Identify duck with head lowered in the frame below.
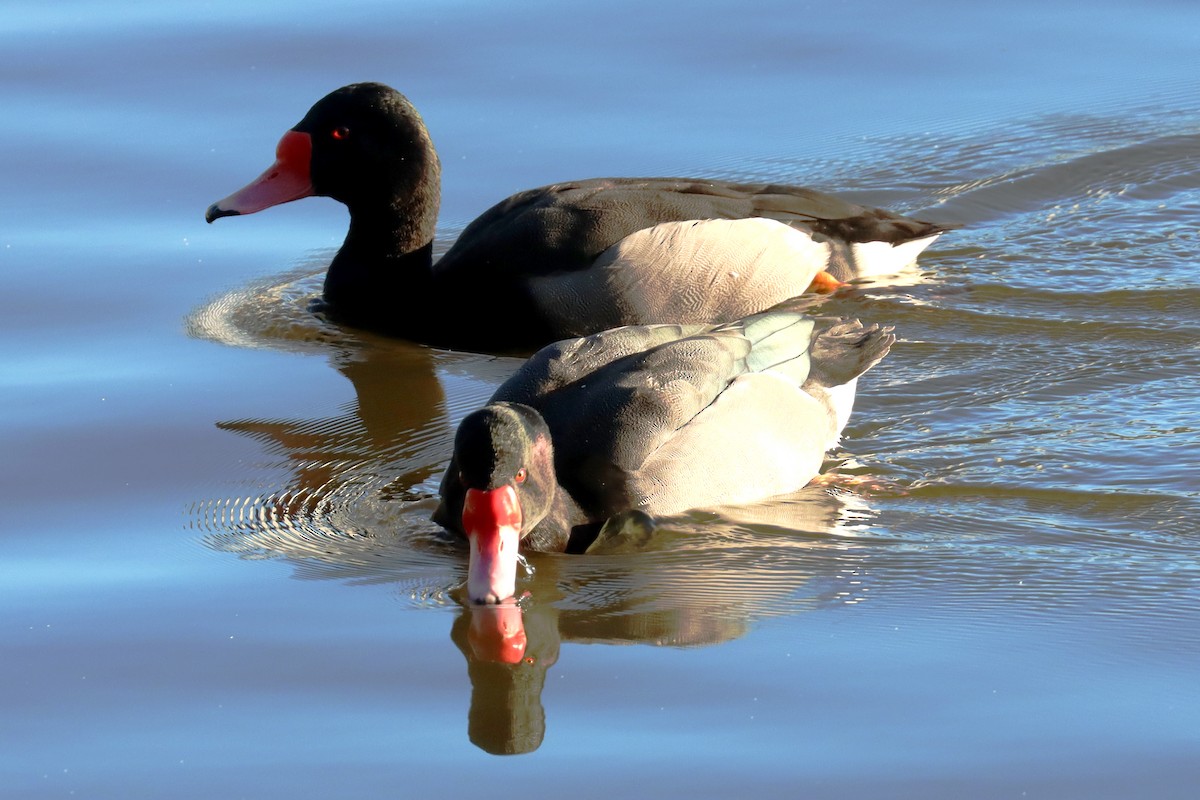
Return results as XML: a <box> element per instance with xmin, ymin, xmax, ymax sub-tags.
<box><xmin>206</xmin><ymin>82</ymin><xmax>947</xmax><ymax>351</ymax></box>
<box><xmin>433</xmin><ymin>308</ymin><xmax>895</xmax><ymax>604</ymax></box>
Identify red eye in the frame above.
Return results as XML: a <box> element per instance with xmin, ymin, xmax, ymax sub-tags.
<box><xmin>331</xmin><ymin>126</ymin><xmax>350</xmax><ymax>140</ymax></box>
<box><xmin>514</xmin><ymin>468</ymin><xmax>527</xmax><ymax>484</ymax></box>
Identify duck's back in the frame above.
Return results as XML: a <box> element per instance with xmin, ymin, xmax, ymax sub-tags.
<box><xmin>435</xmin><ymin>177</ymin><xmax>946</xmax><ymax>285</ymax></box>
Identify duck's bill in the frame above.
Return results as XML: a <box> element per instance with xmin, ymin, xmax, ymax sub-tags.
<box><xmin>205</xmin><ymin>130</ymin><xmax>314</xmax><ymax>223</ymax></box>
<box><xmin>463</xmin><ymin>486</ymin><xmax>523</xmax><ymax>604</ymax></box>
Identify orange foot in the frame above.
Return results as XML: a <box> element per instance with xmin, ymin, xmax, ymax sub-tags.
<box><xmin>806</xmin><ymin>270</ymin><xmax>847</xmax><ymax>294</ymax></box>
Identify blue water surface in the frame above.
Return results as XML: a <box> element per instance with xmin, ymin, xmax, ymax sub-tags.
<box><xmin>2</xmin><ymin>1</ymin><xmax>1199</xmax><ymax>798</ymax></box>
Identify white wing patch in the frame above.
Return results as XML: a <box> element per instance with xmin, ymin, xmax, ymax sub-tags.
<box><xmin>530</xmin><ymin>218</ymin><xmax>831</xmax><ymax>334</ymax></box>
<box><xmin>602</xmin><ymin>218</ymin><xmax>831</xmax><ymax>322</ymax></box>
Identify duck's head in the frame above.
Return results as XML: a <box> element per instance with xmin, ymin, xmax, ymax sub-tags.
<box><xmin>453</xmin><ymin>403</ymin><xmax>556</xmax><ymax>605</ymax></box>
<box><xmin>205</xmin><ymin>82</ymin><xmax>440</xmax><ymax>223</ymax></box>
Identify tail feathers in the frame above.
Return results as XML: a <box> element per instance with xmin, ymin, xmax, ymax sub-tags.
<box><xmin>809</xmin><ymin>213</ymin><xmax>954</xmax><ymax>247</ymax></box>
<box><xmin>806</xmin><ymin>317</ymin><xmax>895</xmax><ymax>388</ymax></box>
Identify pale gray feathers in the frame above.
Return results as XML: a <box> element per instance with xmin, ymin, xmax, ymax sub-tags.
<box><xmin>487</xmin><ymin>309</ymin><xmax>893</xmax><ymax>517</ymax></box>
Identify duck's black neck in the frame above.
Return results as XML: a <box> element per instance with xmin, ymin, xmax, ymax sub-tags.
<box><xmin>322</xmin><ymin>238</ymin><xmax>437</xmax><ymax>327</ymax></box>
<box><xmin>317</xmin><ymin>176</ymin><xmax>553</xmax><ymax>351</ymax></box>
<box><xmin>321</xmin><ymin>190</ymin><xmax>443</xmax><ymax>335</ymax></box>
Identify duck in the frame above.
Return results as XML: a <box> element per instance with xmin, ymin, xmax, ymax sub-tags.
<box><xmin>432</xmin><ymin>308</ymin><xmax>895</xmax><ymax>603</ymax></box>
<box><xmin>206</xmin><ymin>82</ymin><xmax>947</xmax><ymax>351</ymax></box>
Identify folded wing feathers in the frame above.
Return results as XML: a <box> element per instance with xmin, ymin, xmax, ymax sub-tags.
<box><xmin>805</xmin><ymin>318</ymin><xmax>897</xmax><ymax>389</ymax></box>
<box><xmin>492</xmin><ymin>321</ymin><xmax>706</xmax><ymax>404</ymax></box>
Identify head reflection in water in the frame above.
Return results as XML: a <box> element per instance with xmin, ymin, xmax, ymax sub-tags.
<box><xmin>467</xmin><ymin>599</ymin><xmax>528</xmax><ymax>664</ymax></box>
<box><xmin>451</xmin><ymin>600</ymin><xmax>559</xmax><ymax>756</ymax></box>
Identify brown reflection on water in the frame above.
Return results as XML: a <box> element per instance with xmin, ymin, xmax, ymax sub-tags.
<box><xmin>445</xmin><ymin>472</ymin><xmax>879</xmax><ymax>753</ymax></box>
<box><xmin>216</xmin><ymin>336</ymin><xmax>453</xmax><ymax>505</ymax></box>
<box><xmin>442</xmin><ymin>484</ymin><xmax>871</xmax><ymax>754</ymax></box>
<box><xmin>452</xmin><ymin>601</ymin><xmax>558</xmax><ymax>755</ymax></box>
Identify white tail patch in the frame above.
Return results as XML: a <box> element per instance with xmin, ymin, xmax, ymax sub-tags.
<box><xmin>829</xmin><ymin>233</ymin><xmax>942</xmax><ymax>284</ymax></box>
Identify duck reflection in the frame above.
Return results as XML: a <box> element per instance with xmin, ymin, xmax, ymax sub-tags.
<box><xmin>188</xmin><ymin>268</ymin><xmax>521</xmax><ymax>521</ymax></box>
<box><xmin>451</xmin><ymin>599</ymin><xmax>558</xmax><ymax>755</ymax></box>
<box><xmin>440</xmin><ymin>484</ymin><xmax>875</xmax><ymax>755</ymax></box>
<box><xmin>215</xmin><ymin>335</ymin><xmax>508</xmax><ymax>501</ymax></box>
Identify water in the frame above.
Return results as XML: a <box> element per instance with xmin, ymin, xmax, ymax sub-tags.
<box><xmin>3</xmin><ymin>0</ymin><xmax>1199</xmax><ymax>796</ymax></box>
